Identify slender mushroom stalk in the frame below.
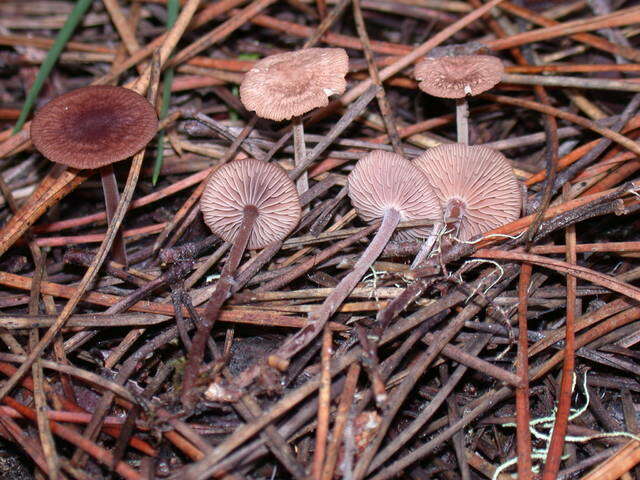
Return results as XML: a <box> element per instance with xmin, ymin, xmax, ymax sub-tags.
<box><xmin>100</xmin><ymin>165</ymin><xmax>127</xmax><ymax>264</ymax></box>
<box><xmin>409</xmin><ymin>220</ymin><xmax>444</xmax><ymax>269</ymax></box>
<box><xmin>414</xmin><ymin>143</ymin><xmax>522</xmax><ymax>242</ymax></box>
<box><xmin>455</xmin><ymin>96</ymin><xmax>470</xmax><ymax>145</ymax></box>
<box><xmin>414</xmin><ymin>55</ymin><xmax>503</xmax><ymax>145</ymax></box>
<box><xmin>30</xmin><ymin>85</ymin><xmax>158</xmax><ymax>266</ymax></box>
<box><xmin>292</xmin><ymin>116</ymin><xmax>308</xmax><ymax>193</ymax></box>
<box><xmin>239</xmin><ymin>48</ymin><xmax>349</xmax><ymax>195</ymax></box>
<box><xmin>266</xmin><ymin>151</ymin><xmax>442</xmax><ymax>371</ymax></box>
<box><xmin>181</xmin><ymin>158</ymin><xmax>301</xmax><ymax>406</ymax></box>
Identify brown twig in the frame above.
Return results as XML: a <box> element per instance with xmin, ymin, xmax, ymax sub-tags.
<box><xmin>515</xmin><ymin>263</ymin><xmax>533</xmax><ymax>480</ymax></box>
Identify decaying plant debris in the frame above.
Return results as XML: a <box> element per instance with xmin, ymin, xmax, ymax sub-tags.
<box><xmin>2</xmin><ymin>0</ymin><xmax>640</xmax><ymax>479</ymax></box>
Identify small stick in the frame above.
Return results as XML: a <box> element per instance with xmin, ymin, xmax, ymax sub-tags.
<box><xmin>494</xmin><ymin>1</ymin><xmax>640</xmax><ymax>62</ymax></box>
<box><xmin>515</xmin><ymin>264</ymin><xmax>533</xmax><ymax>480</ymax></box>
<box><xmin>502</xmin><ymin>72</ymin><xmax>640</xmax><ymax>92</ymax></box>
<box><xmin>311</xmin><ymin>326</ymin><xmax>332</xmax><ymax>479</ymax></box>
<box><xmin>320</xmin><ymin>363</ymin><xmax>361</xmax><ymax>480</ymax></box>
<box><xmin>302</xmin><ymin>0</ymin><xmax>353</xmax><ymax>48</ymax></box>
<box><xmin>352</xmin><ymin>0</ymin><xmax>403</xmax><ymax>155</ymax></box>
<box><xmin>541</xmin><ymin>185</ymin><xmax>578</xmax><ymax>480</ymax></box>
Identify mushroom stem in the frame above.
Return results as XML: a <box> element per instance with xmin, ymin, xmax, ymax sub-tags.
<box><xmin>455</xmin><ymin>98</ymin><xmax>469</xmax><ymax>145</ymax></box>
<box><xmin>269</xmin><ymin>208</ymin><xmax>401</xmax><ymax>367</ymax></box>
<box><xmin>100</xmin><ymin>165</ymin><xmax>127</xmax><ymax>266</ymax></box>
<box><xmin>410</xmin><ymin>222</ymin><xmax>443</xmax><ymax>269</ymax></box>
<box><xmin>181</xmin><ymin>205</ymin><xmax>258</xmax><ymax>406</ymax></box>
<box><xmin>443</xmin><ymin>199</ymin><xmax>465</xmax><ymax>240</ymax></box>
<box><xmin>292</xmin><ymin>116</ymin><xmax>309</xmax><ymax>195</ymax></box>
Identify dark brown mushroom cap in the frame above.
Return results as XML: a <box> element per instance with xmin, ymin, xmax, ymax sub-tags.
<box><xmin>414</xmin><ymin>55</ymin><xmax>503</xmax><ymax>99</ymax></box>
<box><xmin>239</xmin><ymin>48</ymin><xmax>349</xmax><ymax>121</ymax></box>
<box><xmin>200</xmin><ymin>158</ymin><xmax>301</xmax><ymax>249</ymax></box>
<box><xmin>413</xmin><ymin>144</ymin><xmax>521</xmax><ymax>241</ymax></box>
<box><xmin>348</xmin><ymin>151</ymin><xmax>442</xmax><ymax>238</ymax></box>
<box><xmin>30</xmin><ymin>85</ymin><xmax>158</xmax><ymax>169</ymax></box>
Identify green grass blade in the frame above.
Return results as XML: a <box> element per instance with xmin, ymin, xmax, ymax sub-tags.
<box><xmin>167</xmin><ymin>0</ymin><xmax>179</xmax><ymax>28</ymax></box>
<box><xmin>13</xmin><ymin>0</ymin><xmax>93</xmax><ymax>134</ymax></box>
<box><xmin>152</xmin><ymin>0</ymin><xmax>180</xmax><ymax>186</ymax></box>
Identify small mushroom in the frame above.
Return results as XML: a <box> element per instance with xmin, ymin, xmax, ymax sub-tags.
<box><xmin>30</xmin><ymin>85</ymin><xmax>158</xmax><ymax>265</ymax></box>
<box><xmin>413</xmin><ymin>143</ymin><xmax>521</xmax><ymax>241</ymax></box>
<box><xmin>181</xmin><ymin>158</ymin><xmax>301</xmax><ymax>406</ymax></box>
<box><xmin>414</xmin><ymin>54</ymin><xmax>503</xmax><ymax>145</ymax></box>
<box><xmin>262</xmin><ymin>151</ymin><xmax>441</xmax><ymax>372</ymax></box>
<box><xmin>30</xmin><ymin>85</ymin><xmax>158</xmax><ymax>169</ymax></box>
<box><xmin>240</xmin><ymin>48</ymin><xmax>349</xmax><ymax>194</ymax></box>
<box><xmin>200</xmin><ymin>159</ymin><xmax>302</xmax><ymax>250</ymax></box>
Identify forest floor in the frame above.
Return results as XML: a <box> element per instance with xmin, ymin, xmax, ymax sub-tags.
<box><xmin>2</xmin><ymin>0</ymin><xmax>640</xmax><ymax>479</ymax></box>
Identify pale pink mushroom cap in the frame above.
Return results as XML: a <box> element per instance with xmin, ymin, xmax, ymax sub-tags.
<box><xmin>414</xmin><ymin>55</ymin><xmax>504</xmax><ymax>99</ymax></box>
<box><xmin>348</xmin><ymin>151</ymin><xmax>442</xmax><ymax>238</ymax></box>
<box><xmin>200</xmin><ymin>159</ymin><xmax>301</xmax><ymax>249</ymax></box>
<box><xmin>31</xmin><ymin>85</ymin><xmax>158</xmax><ymax>169</ymax></box>
<box><xmin>413</xmin><ymin>144</ymin><xmax>521</xmax><ymax>241</ymax></box>
<box><xmin>239</xmin><ymin>48</ymin><xmax>349</xmax><ymax>121</ymax></box>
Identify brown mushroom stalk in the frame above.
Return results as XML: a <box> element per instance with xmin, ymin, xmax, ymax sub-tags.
<box><xmin>271</xmin><ymin>209</ymin><xmax>401</xmax><ymax>365</ymax></box>
<box><xmin>262</xmin><ymin>151</ymin><xmax>442</xmax><ymax>375</ymax></box>
<box><xmin>181</xmin><ymin>158</ymin><xmax>301</xmax><ymax>406</ymax></box>
<box><xmin>442</xmin><ymin>197</ymin><xmax>467</xmax><ymax>239</ymax></box>
<box><xmin>100</xmin><ymin>165</ymin><xmax>127</xmax><ymax>265</ymax></box>
<box><xmin>30</xmin><ymin>85</ymin><xmax>158</xmax><ymax>267</ymax></box>
<box><xmin>239</xmin><ymin>48</ymin><xmax>349</xmax><ymax>195</ymax></box>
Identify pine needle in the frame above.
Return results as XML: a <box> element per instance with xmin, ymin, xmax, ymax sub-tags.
<box><xmin>152</xmin><ymin>0</ymin><xmax>180</xmax><ymax>186</ymax></box>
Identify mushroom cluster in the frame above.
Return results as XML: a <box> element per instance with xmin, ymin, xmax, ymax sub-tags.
<box><xmin>194</xmin><ymin>140</ymin><xmax>524</xmax><ymax>395</ymax></box>
<box><xmin>25</xmin><ymin>54</ymin><xmax>520</xmax><ymax>406</ymax></box>
<box><xmin>263</xmin><ymin>150</ymin><xmax>443</xmax><ymax>369</ymax></box>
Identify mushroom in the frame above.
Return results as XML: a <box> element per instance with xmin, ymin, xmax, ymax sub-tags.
<box><xmin>414</xmin><ymin>54</ymin><xmax>503</xmax><ymax>145</ymax></box>
<box><xmin>181</xmin><ymin>158</ymin><xmax>301</xmax><ymax>405</ymax></box>
<box><xmin>240</xmin><ymin>48</ymin><xmax>349</xmax><ymax>194</ymax></box>
<box><xmin>30</xmin><ymin>85</ymin><xmax>158</xmax><ymax>265</ymax></box>
<box><xmin>413</xmin><ymin>143</ymin><xmax>521</xmax><ymax>241</ymax></box>
<box><xmin>264</xmin><ymin>151</ymin><xmax>442</xmax><ymax>371</ymax></box>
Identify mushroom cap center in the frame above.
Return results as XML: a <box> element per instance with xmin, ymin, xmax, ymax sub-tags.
<box><xmin>446</xmin><ymin>197</ymin><xmax>467</xmax><ymax>220</ymax></box>
<box><xmin>65</xmin><ymin>103</ymin><xmax>125</xmax><ymax>144</ymax></box>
